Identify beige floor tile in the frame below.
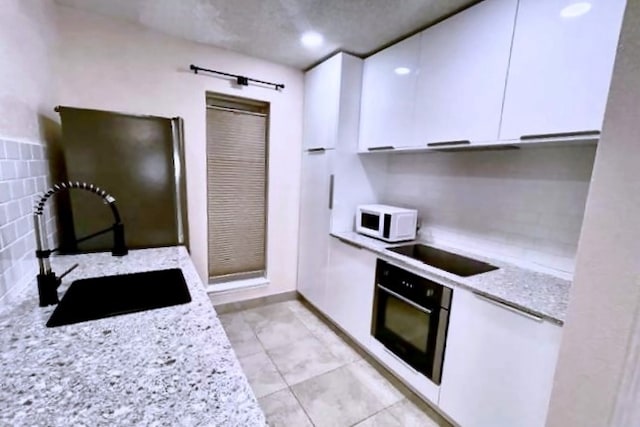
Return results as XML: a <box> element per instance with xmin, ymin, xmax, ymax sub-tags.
<box><xmin>242</xmin><ymin>302</ymin><xmax>292</xmax><ymax>330</ymax></box>
<box><xmin>289</xmin><ymin>301</ymin><xmax>363</xmax><ymax>363</ymax></box>
<box><xmin>291</xmin><ymin>365</ymin><xmax>387</xmax><ymax>427</ymax></box>
<box><xmin>258</xmin><ymin>388</ymin><xmax>313</xmax><ymax>427</ymax></box>
<box><xmin>218</xmin><ymin>312</ymin><xmax>263</xmax><ymax>357</ymax></box>
<box><xmin>219</xmin><ymin>312</ymin><xmax>253</xmax><ymax>340</ymax></box>
<box><xmin>241</xmin><ymin>304</ymin><xmax>313</xmax><ymax>350</ymax></box>
<box><xmin>229</xmin><ymin>333</ymin><xmax>263</xmax><ymax>358</ymax></box>
<box><xmin>283</xmin><ymin>299</ymin><xmax>308</xmax><ymax>312</ymax></box>
<box><xmin>290</xmin><ymin>304</ymin><xmax>332</xmax><ymax>334</ymax></box>
<box><xmin>253</xmin><ymin>311</ymin><xmax>312</xmax><ymax>350</ymax></box>
<box><xmin>289</xmin><ymin>301</ymin><xmax>362</xmax><ymax>363</ymax></box>
<box><xmin>347</xmin><ymin>359</ymin><xmax>405</xmax><ymax>407</ymax></box>
<box><xmin>312</xmin><ymin>325</ymin><xmax>363</xmax><ymax>364</ymax></box>
<box><xmin>238</xmin><ymin>351</ymin><xmax>287</xmax><ymax>398</ymax></box>
<box><xmin>268</xmin><ymin>335</ymin><xmax>344</xmax><ymax>386</ymax></box>
<box><xmin>234</xmin><ymin>302</ymin><xmax>450</xmax><ymax>427</ymax></box>
<box><xmin>387</xmin><ymin>398</ymin><xmax>450</xmax><ymax>427</ymax></box>
<box><xmin>285</xmin><ymin>300</ymin><xmax>319</xmax><ymax>324</ymax></box>
<box><xmin>354</xmin><ymin>409</ymin><xmax>403</xmax><ymax>427</ymax></box>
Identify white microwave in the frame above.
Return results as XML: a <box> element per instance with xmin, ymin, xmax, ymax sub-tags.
<box><xmin>356</xmin><ymin>204</ymin><xmax>418</xmax><ymax>242</ymax></box>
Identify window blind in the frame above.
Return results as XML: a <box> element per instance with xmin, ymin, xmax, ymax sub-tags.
<box><xmin>206</xmin><ymin>106</ymin><xmax>267</xmax><ymax>280</ymax></box>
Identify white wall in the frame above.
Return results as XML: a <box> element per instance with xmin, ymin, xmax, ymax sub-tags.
<box><xmin>0</xmin><ymin>0</ymin><xmax>56</xmax><ymax>143</ymax></box>
<box><xmin>381</xmin><ymin>146</ymin><xmax>595</xmax><ymax>274</ymax></box>
<box><xmin>0</xmin><ymin>0</ymin><xmax>57</xmax><ymax>310</ymax></box>
<box><xmin>53</xmin><ymin>5</ymin><xmax>304</xmax><ymax>302</ymax></box>
<box><xmin>546</xmin><ymin>2</ymin><xmax>640</xmax><ymax>425</ymax></box>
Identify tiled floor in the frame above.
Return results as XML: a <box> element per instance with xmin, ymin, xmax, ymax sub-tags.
<box><xmin>217</xmin><ymin>299</ymin><xmax>451</xmax><ymax>427</ymax></box>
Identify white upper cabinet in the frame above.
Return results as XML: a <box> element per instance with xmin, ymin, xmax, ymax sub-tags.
<box><xmin>414</xmin><ymin>0</ymin><xmax>518</xmax><ymax>146</ymax></box>
<box><xmin>359</xmin><ymin>34</ymin><xmax>421</xmax><ymax>151</ymax></box>
<box><xmin>303</xmin><ymin>54</ymin><xmax>342</xmax><ymax>150</ymax></box>
<box><xmin>500</xmin><ymin>0</ymin><xmax>626</xmax><ymax>141</ymax></box>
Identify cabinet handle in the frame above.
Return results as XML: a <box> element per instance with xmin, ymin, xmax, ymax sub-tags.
<box><xmin>367</xmin><ymin>146</ymin><xmax>394</xmax><ymax>151</ymax></box>
<box><xmin>377</xmin><ymin>284</ymin><xmax>432</xmax><ymax>314</ymax></box>
<box><xmin>426</xmin><ymin>140</ymin><xmax>471</xmax><ymax>147</ymax></box>
<box><xmin>520</xmin><ymin>130</ymin><xmax>600</xmax><ymax>141</ymax></box>
<box><xmin>328</xmin><ymin>174</ymin><xmax>334</xmax><ymax>210</ymax></box>
<box><xmin>307</xmin><ymin>147</ymin><xmax>326</xmax><ymax>153</ymax></box>
<box><xmin>432</xmin><ymin>144</ymin><xmax>520</xmax><ymax>153</ymax></box>
<box><xmin>336</xmin><ymin>236</ymin><xmax>363</xmax><ymax>250</ymax></box>
<box><xmin>472</xmin><ymin>292</ymin><xmax>543</xmax><ymax>322</ymax></box>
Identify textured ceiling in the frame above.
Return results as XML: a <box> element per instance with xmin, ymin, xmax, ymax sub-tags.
<box><xmin>55</xmin><ymin>0</ymin><xmax>479</xmax><ymax>69</ymax></box>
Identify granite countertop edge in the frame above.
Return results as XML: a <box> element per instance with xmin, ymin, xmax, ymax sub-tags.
<box><xmin>330</xmin><ymin>231</ymin><xmax>571</xmax><ymax>325</ymax></box>
<box><xmin>0</xmin><ymin>246</ymin><xmax>266</xmax><ymax>427</ymax></box>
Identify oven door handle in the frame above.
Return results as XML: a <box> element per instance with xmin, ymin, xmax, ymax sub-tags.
<box><xmin>377</xmin><ymin>284</ymin><xmax>432</xmax><ymax>314</ymax></box>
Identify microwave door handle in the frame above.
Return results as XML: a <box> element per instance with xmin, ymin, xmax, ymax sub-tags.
<box><xmin>377</xmin><ymin>284</ymin><xmax>432</xmax><ymax>314</ymax></box>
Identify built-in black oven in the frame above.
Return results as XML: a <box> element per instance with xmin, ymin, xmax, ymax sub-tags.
<box><xmin>372</xmin><ymin>259</ymin><xmax>452</xmax><ymax>385</ymax></box>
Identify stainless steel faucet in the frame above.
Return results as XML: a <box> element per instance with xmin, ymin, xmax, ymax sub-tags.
<box><xmin>33</xmin><ymin>181</ymin><xmax>128</xmax><ymax>306</ymax></box>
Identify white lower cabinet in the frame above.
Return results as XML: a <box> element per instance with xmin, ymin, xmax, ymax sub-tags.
<box><xmin>325</xmin><ymin>238</ymin><xmax>441</xmax><ymax>405</ymax></box>
<box><xmin>314</xmin><ymin>241</ymin><xmax>563</xmax><ymax>425</ymax></box>
<box><xmin>325</xmin><ymin>237</ymin><xmax>377</xmax><ymax>347</ymax></box>
<box><xmin>440</xmin><ymin>288</ymin><xmax>562</xmax><ymax>427</ymax></box>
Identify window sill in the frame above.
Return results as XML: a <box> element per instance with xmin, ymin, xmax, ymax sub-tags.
<box><xmin>206</xmin><ymin>277</ymin><xmax>270</xmax><ymax>295</ymax></box>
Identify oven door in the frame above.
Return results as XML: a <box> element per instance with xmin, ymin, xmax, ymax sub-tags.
<box><xmin>373</xmin><ymin>284</ymin><xmax>444</xmax><ymax>384</ymax></box>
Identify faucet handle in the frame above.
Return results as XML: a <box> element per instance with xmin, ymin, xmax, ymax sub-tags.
<box><xmin>37</xmin><ymin>264</ymin><xmax>79</xmax><ymax>306</ymax></box>
<box><xmin>112</xmin><ymin>223</ymin><xmax>128</xmax><ymax>256</ymax></box>
<box><xmin>37</xmin><ymin>272</ymin><xmax>61</xmax><ymax>307</ymax></box>
<box><xmin>59</xmin><ymin>264</ymin><xmax>79</xmax><ymax>281</ymax></box>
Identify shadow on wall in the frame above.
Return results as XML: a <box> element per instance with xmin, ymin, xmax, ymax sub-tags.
<box><xmin>37</xmin><ymin>113</ymin><xmax>74</xmax><ymax>251</ymax></box>
<box><xmin>388</xmin><ymin>145</ymin><xmax>597</xmax><ymax>182</ymax></box>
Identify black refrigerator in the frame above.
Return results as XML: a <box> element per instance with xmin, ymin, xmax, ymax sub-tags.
<box><xmin>55</xmin><ymin>106</ymin><xmax>188</xmax><ymax>253</ymax></box>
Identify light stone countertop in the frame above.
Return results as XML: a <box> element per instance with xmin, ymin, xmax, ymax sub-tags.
<box><xmin>331</xmin><ymin>231</ymin><xmax>572</xmax><ymax>325</ymax></box>
<box><xmin>0</xmin><ymin>246</ymin><xmax>266</xmax><ymax>427</ymax></box>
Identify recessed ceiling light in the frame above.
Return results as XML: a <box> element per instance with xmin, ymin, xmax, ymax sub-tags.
<box><xmin>394</xmin><ymin>67</ymin><xmax>411</xmax><ymax>76</ymax></box>
<box><xmin>560</xmin><ymin>2</ymin><xmax>592</xmax><ymax>18</ymax></box>
<box><xmin>301</xmin><ymin>31</ymin><xmax>324</xmax><ymax>48</ymax></box>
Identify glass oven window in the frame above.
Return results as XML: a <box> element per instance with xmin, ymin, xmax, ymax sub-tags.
<box><xmin>361</xmin><ymin>212</ymin><xmax>380</xmax><ymax>231</ymax></box>
<box><xmin>384</xmin><ymin>296</ymin><xmax>430</xmax><ymax>352</ymax></box>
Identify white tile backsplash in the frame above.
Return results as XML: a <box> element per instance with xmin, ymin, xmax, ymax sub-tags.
<box><xmin>0</xmin><ymin>138</ymin><xmax>54</xmax><ymax>305</ymax></box>
<box><xmin>381</xmin><ymin>145</ymin><xmax>596</xmax><ymax>274</ymax></box>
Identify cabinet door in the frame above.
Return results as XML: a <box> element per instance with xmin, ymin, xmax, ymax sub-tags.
<box><xmin>359</xmin><ymin>34</ymin><xmax>421</xmax><ymax>151</ymax></box>
<box><xmin>440</xmin><ymin>288</ymin><xmax>562</xmax><ymax>427</ymax></box>
<box><xmin>414</xmin><ymin>0</ymin><xmax>517</xmax><ymax>145</ymax></box>
<box><xmin>297</xmin><ymin>150</ymin><xmax>334</xmax><ymax>311</ymax></box>
<box><xmin>500</xmin><ymin>0</ymin><xmax>626</xmax><ymax>140</ymax></box>
<box><xmin>303</xmin><ymin>55</ymin><xmax>342</xmax><ymax>150</ymax></box>
<box><xmin>325</xmin><ymin>237</ymin><xmax>377</xmax><ymax>346</ymax></box>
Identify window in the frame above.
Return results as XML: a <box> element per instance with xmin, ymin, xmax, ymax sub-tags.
<box><xmin>205</xmin><ymin>94</ymin><xmax>269</xmax><ymax>283</ymax></box>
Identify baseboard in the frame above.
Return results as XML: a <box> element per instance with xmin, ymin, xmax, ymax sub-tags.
<box><xmin>213</xmin><ymin>290</ymin><xmax>299</xmax><ymax>315</ymax></box>
<box><xmin>206</xmin><ymin>276</ymin><xmax>271</xmax><ymax>294</ymax></box>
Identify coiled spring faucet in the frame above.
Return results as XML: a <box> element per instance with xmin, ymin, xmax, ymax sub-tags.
<box><xmin>33</xmin><ymin>181</ymin><xmax>128</xmax><ymax>306</ymax></box>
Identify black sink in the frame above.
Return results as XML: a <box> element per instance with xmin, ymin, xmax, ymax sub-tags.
<box><xmin>387</xmin><ymin>244</ymin><xmax>499</xmax><ymax>277</ymax></box>
<box><xmin>47</xmin><ymin>268</ymin><xmax>191</xmax><ymax>327</ymax></box>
